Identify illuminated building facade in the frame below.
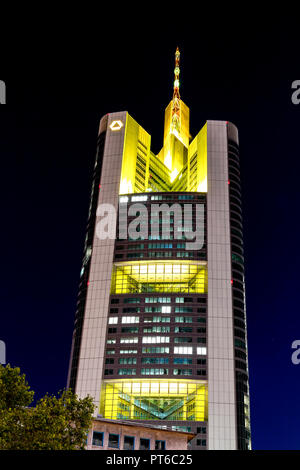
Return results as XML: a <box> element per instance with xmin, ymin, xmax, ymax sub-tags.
<box><xmin>67</xmin><ymin>49</ymin><xmax>251</xmax><ymax>450</ymax></box>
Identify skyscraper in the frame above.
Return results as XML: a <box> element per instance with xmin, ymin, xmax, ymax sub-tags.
<box><xmin>67</xmin><ymin>48</ymin><xmax>251</xmax><ymax>450</ymax></box>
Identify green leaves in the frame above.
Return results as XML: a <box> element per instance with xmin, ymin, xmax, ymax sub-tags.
<box><xmin>0</xmin><ymin>364</ymin><xmax>95</xmax><ymax>450</ymax></box>
<box><xmin>0</xmin><ymin>364</ymin><xmax>34</xmax><ymax>410</ymax></box>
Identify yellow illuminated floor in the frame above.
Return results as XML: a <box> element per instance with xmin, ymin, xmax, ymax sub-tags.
<box><xmin>100</xmin><ymin>379</ymin><xmax>208</xmax><ymax>422</ymax></box>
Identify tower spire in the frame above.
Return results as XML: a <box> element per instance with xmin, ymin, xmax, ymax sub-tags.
<box><xmin>171</xmin><ymin>47</ymin><xmax>181</xmax><ymax>133</ymax></box>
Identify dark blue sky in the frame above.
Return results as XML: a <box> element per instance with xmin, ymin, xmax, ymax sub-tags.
<box><xmin>1</xmin><ymin>12</ymin><xmax>300</xmax><ymax>450</ymax></box>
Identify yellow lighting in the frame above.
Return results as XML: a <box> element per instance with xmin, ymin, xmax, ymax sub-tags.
<box><xmin>197</xmin><ymin>176</ymin><xmax>207</xmax><ymax>192</ymax></box>
<box><xmin>170</xmin><ymin>168</ymin><xmax>179</xmax><ymax>182</ymax></box>
<box><xmin>117</xmin><ymin>109</ymin><xmax>207</xmax><ymax>194</ymax></box>
<box><xmin>170</xmin><ymin>127</ymin><xmax>184</xmax><ymax>145</ymax></box>
<box><xmin>164</xmin><ymin>151</ymin><xmax>172</xmax><ymax>171</ymax></box>
<box><xmin>111</xmin><ymin>260</ymin><xmax>208</xmax><ymax>294</ymax></box>
<box><xmin>120</xmin><ymin>177</ymin><xmax>133</xmax><ymax>195</ymax></box>
<box><xmin>110</xmin><ymin>120</ymin><xmax>124</xmax><ymax>131</ymax></box>
<box><xmin>100</xmin><ymin>379</ymin><xmax>208</xmax><ymax>422</ymax></box>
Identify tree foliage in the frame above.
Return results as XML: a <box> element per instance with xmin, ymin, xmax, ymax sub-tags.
<box><xmin>0</xmin><ymin>364</ymin><xmax>95</xmax><ymax>450</ymax></box>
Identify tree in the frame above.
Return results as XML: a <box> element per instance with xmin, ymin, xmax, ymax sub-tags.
<box><xmin>0</xmin><ymin>364</ymin><xmax>95</xmax><ymax>450</ymax></box>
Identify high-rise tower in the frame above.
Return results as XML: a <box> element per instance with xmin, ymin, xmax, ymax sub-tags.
<box><xmin>67</xmin><ymin>49</ymin><xmax>251</xmax><ymax>450</ymax></box>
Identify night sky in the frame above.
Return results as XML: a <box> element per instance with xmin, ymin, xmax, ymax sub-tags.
<box><xmin>1</xmin><ymin>12</ymin><xmax>300</xmax><ymax>450</ymax></box>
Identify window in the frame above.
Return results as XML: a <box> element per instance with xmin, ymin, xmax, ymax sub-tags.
<box><xmin>174</xmin><ymin>358</ymin><xmax>192</xmax><ymax>365</ymax></box>
<box><xmin>174</xmin><ymin>337</ymin><xmax>192</xmax><ymax>343</ymax></box>
<box><xmin>108</xmin><ymin>327</ymin><xmax>117</xmax><ymax>334</ymax></box>
<box><xmin>121</xmin><ymin>327</ymin><xmax>139</xmax><ymax>333</ymax></box>
<box><xmin>172</xmin><ymin>425</ymin><xmax>192</xmax><ymax>432</ymax></box>
<box><xmin>107</xmin><ymin>339</ymin><xmax>116</xmax><ymax>344</ymax></box>
<box><xmin>123</xmin><ymin>307</ymin><xmax>140</xmax><ymax>313</ymax></box>
<box><xmin>174</xmin><ymin>327</ymin><xmax>193</xmax><ymax>333</ymax></box>
<box><xmin>141</xmin><ymin>368</ymin><xmax>168</xmax><ymax>375</ymax></box>
<box><xmin>118</xmin><ymin>369</ymin><xmax>136</xmax><ymax>375</ymax></box>
<box><xmin>175</xmin><ymin>307</ymin><xmax>193</xmax><ymax>313</ymax></box>
<box><xmin>142</xmin><ymin>357</ymin><xmax>169</xmax><ymax>364</ymax></box>
<box><xmin>142</xmin><ymin>347</ymin><xmax>170</xmax><ymax>354</ymax></box>
<box><xmin>106</xmin><ymin>349</ymin><xmax>115</xmax><ymax>355</ymax></box>
<box><xmin>174</xmin><ymin>347</ymin><xmax>193</xmax><ymax>355</ymax></box>
<box><xmin>111</xmin><ymin>262</ymin><xmax>207</xmax><ymax>294</ymax></box>
<box><xmin>144</xmin><ymin>316</ymin><xmax>170</xmax><ymax>323</ymax></box>
<box><xmin>100</xmin><ymin>380</ymin><xmax>207</xmax><ymax>422</ymax></box>
<box><xmin>197</xmin><ymin>337</ymin><xmax>206</xmax><ymax>344</ymax></box>
<box><xmin>173</xmin><ymin>369</ymin><xmax>192</xmax><ymax>376</ymax></box>
<box><xmin>119</xmin><ymin>357</ymin><xmax>137</xmax><ymax>365</ymax></box>
<box><xmin>145</xmin><ymin>306</ymin><xmax>162</xmax><ymax>313</ymax></box>
<box><xmin>124</xmin><ymin>298</ymin><xmax>140</xmax><ymax>303</ymax></box>
<box><xmin>92</xmin><ymin>431</ymin><xmax>103</xmax><ymax>446</ymax></box>
<box><xmin>108</xmin><ymin>433</ymin><xmax>119</xmax><ymax>449</ymax></box>
<box><xmin>121</xmin><ymin>316</ymin><xmax>139</xmax><ymax>324</ymax></box>
<box><xmin>197</xmin><ymin>317</ymin><xmax>206</xmax><ymax>323</ymax></box>
<box><xmin>197</xmin><ymin>439</ymin><xmax>206</xmax><ymax>446</ymax></box>
<box><xmin>175</xmin><ymin>316</ymin><xmax>192</xmax><ymax>323</ymax></box>
<box><xmin>109</xmin><ymin>317</ymin><xmax>118</xmax><ymax>324</ymax></box>
<box><xmin>120</xmin><ymin>337</ymin><xmax>138</xmax><ymax>344</ymax></box>
<box><xmin>197</xmin><ymin>427</ymin><xmax>206</xmax><ymax>434</ymax></box>
<box><xmin>197</xmin><ymin>358</ymin><xmax>206</xmax><ymax>365</ymax></box>
<box><xmin>142</xmin><ymin>336</ymin><xmax>170</xmax><ymax>344</ymax></box>
<box><xmin>197</xmin><ymin>347</ymin><xmax>207</xmax><ymax>355</ymax></box>
<box><xmin>155</xmin><ymin>440</ymin><xmax>166</xmax><ymax>450</ymax></box>
<box><xmin>131</xmin><ymin>195</ymin><xmax>148</xmax><ymax>202</ymax></box>
<box><xmin>128</xmin><ymin>244</ymin><xmax>144</xmax><ymax>250</ymax></box>
<box><xmin>162</xmin><ymin>306</ymin><xmax>171</xmax><ymax>314</ymax></box>
<box><xmin>123</xmin><ymin>435</ymin><xmax>135</xmax><ymax>450</ymax></box>
<box><xmin>105</xmin><ymin>358</ymin><xmax>114</xmax><ymax>364</ymax></box>
<box><xmin>120</xmin><ymin>349</ymin><xmax>137</xmax><ymax>354</ymax></box>
<box><xmin>143</xmin><ymin>326</ymin><xmax>170</xmax><ymax>333</ymax></box>
<box><xmin>127</xmin><ymin>253</ymin><xmax>144</xmax><ymax>259</ymax></box>
<box><xmin>197</xmin><ymin>327</ymin><xmax>206</xmax><ymax>333</ymax></box>
<box><xmin>145</xmin><ymin>297</ymin><xmax>171</xmax><ymax>303</ymax></box>
<box><xmin>140</xmin><ymin>438</ymin><xmax>150</xmax><ymax>450</ymax></box>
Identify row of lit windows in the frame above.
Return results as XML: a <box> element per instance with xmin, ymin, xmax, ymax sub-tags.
<box><xmin>110</xmin><ymin>306</ymin><xmax>203</xmax><ymax>314</ymax></box>
<box><xmin>108</xmin><ymin>322</ymin><xmax>206</xmax><ymax>334</ymax></box>
<box><xmin>110</xmin><ymin>263</ymin><xmax>207</xmax><ymax>295</ymax></box>
<box><xmin>110</xmin><ymin>297</ymin><xmax>207</xmax><ymax>304</ymax></box>
<box><xmin>110</xmin><ymin>316</ymin><xmax>202</xmax><ymax>324</ymax></box>
<box><xmin>105</xmin><ymin>346</ymin><xmax>207</xmax><ymax>355</ymax></box>
<box><xmin>117</xmin><ymin>251</ymin><xmax>205</xmax><ymax>259</ymax></box>
<box><xmin>108</xmin><ymin>337</ymin><xmax>206</xmax><ymax>345</ymax></box>
<box><xmin>100</xmin><ymin>380</ymin><xmax>207</xmax><ymax>422</ymax></box>
<box><xmin>122</xmin><ymin>234</ymin><xmax>199</xmax><ymax>241</ymax></box>
<box><xmin>109</xmin><ymin>323</ymin><xmax>206</xmax><ymax>334</ymax></box>
<box><xmin>106</xmin><ymin>357</ymin><xmax>206</xmax><ymax>365</ymax></box>
<box><xmin>109</xmin><ymin>307</ymin><xmax>206</xmax><ymax>315</ymax></box>
<box><xmin>143</xmin><ymin>326</ymin><xmax>170</xmax><ymax>333</ymax></box>
<box><xmin>105</xmin><ymin>368</ymin><xmax>206</xmax><ymax>376</ymax></box>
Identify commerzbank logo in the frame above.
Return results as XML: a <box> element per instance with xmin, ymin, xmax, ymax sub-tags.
<box><xmin>109</xmin><ymin>120</ymin><xmax>124</xmax><ymax>131</ymax></box>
